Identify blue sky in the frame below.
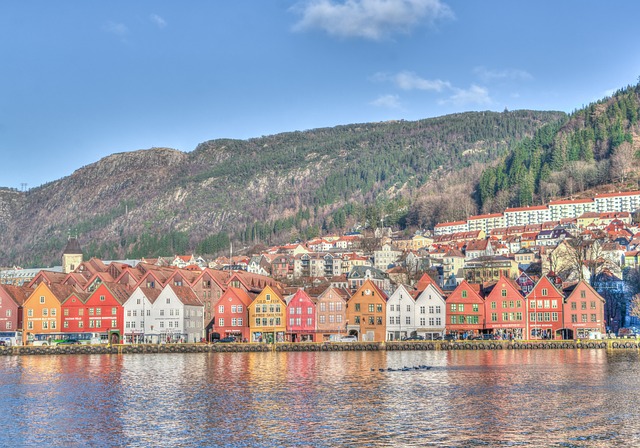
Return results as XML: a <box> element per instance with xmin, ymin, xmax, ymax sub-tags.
<box><xmin>1</xmin><ymin>0</ymin><xmax>639</xmax><ymax>189</ymax></box>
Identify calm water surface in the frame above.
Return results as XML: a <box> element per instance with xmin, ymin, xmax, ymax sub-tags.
<box><xmin>1</xmin><ymin>349</ymin><xmax>639</xmax><ymax>447</ymax></box>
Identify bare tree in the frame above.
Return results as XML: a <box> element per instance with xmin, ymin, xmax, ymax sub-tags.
<box><xmin>609</xmin><ymin>141</ymin><xmax>636</xmax><ymax>183</ymax></box>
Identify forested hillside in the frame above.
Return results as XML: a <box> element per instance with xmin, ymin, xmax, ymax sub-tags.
<box><xmin>478</xmin><ymin>83</ymin><xmax>640</xmax><ymax>212</ymax></box>
<box><xmin>0</xmin><ymin>110</ymin><xmax>562</xmax><ymax>267</ymax></box>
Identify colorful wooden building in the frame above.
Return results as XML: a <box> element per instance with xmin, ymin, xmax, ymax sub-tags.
<box><xmin>248</xmin><ymin>285</ymin><xmax>286</xmax><ymax>343</ymax></box>
<box><xmin>562</xmin><ymin>280</ymin><xmax>606</xmax><ymax>339</ymax></box>
<box><xmin>446</xmin><ymin>280</ymin><xmax>485</xmax><ymax>338</ymax></box>
<box><xmin>214</xmin><ymin>287</ymin><xmax>253</xmax><ymax>342</ymax></box>
<box><xmin>484</xmin><ymin>275</ymin><xmax>525</xmax><ymax>339</ymax></box>
<box><xmin>286</xmin><ymin>289</ymin><xmax>317</xmax><ymax>342</ymax></box>
<box><xmin>525</xmin><ymin>276</ymin><xmax>564</xmax><ymax>339</ymax></box>
<box><xmin>345</xmin><ymin>279</ymin><xmax>388</xmax><ymax>342</ymax></box>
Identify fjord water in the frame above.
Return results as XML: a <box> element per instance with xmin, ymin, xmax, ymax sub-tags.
<box><xmin>1</xmin><ymin>350</ymin><xmax>639</xmax><ymax>447</ymax></box>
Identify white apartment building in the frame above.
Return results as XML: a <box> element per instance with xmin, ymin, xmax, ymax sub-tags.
<box><xmin>593</xmin><ymin>191</ymin><xmax>640</xmax><ymax>213</ymax></box>
<box><xmin>467</xmin><ymin>213</ymin><xmax>505</xmax><ymax>233</ymax></box>
<box><xmin>548</xmin><ymin>198</ymin><xmax>595</xmax><ymax>221</ymax></box>
<box><xmin>434</xmin><ymin>220</ymin><xmax>469</xmax><ymax>236</ymax></box>
<box><xmin>503</xmin><ymin>205</ymin><xmax>551</xmax><ymax>227</ymax></box>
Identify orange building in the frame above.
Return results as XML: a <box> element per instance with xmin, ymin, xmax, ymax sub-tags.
<box><xmin>345</xmin><ymin>279</ymin><xmax>388</xmax><ymax>342</ymax></box>
<box><xmin>23</xmin><ymin>282</ymin><xmax>76</xmax><ymax>345</ymax></box>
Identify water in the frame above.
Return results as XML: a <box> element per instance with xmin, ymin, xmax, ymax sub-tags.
<box><xmin>1</xmin><ymin>350</ymin><xmax>639</xmax><ymax>447</ymax></box>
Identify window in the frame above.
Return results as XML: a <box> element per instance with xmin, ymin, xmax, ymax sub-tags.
<box><xmin>255</xmin><ymin>318</ymin><xmax>261</xmax><ymax>326</ymax></box>
<box><xmin>502</xmin><ymin>312</ymin><xmax>508</xmax><ymax>321</ymax></box>
<box><xmin>552</xmin><ymin>312</ymin><xmax>558</xmax><ymax>322</ymax></box>
<box><xmin>295</xmin><ymin>318</ymin><xmax>301</xmax><ymax>326</ymax></box>
<box><xmin>491</xmin><ymin>313</ymin><xmax>497</xmax><ymax>322</ymax></box>
<box><xmin>590</xmin><ymin>301</ymin><xmax>596</xmax><ymax>309</ymax></box>
<box><xmin>580</xmin><ymin>290</ymin><xmax>586</xmax><ymax>298</ymax></box>
<box><xmin>307</xmin><ymin>307</ymin><xmax>313</xmax><ymax>315</ymax></box>
<box><xmin>336</xmin><ymin>315</ymin><xmax>342</xmax><ymax>323</ymax></box>
<box><xmin>571</xmin><ymin>314</ymin><xmax>577</xmax><ymax>323</ymax></box>
<box><xmin>96</xmin><ymin>308</ymin><xmax>101</xmax><ymax>316</ymax></box>
<box><xmin>237</xmin><ymin>305</ymin><xmax>243</xmax><ymax>313</ymax></box>
<box><xmin>435</xmin><ymin>318</ymin><xmax>442</xmax><ymax>326</ymax></box>
<box><xmin>89</xmin><ymin>308</ymin><xmax>95</xmax><ymax>316</ymax></box>
<box><xmin>541</xmin><ymin>288</ymin><xmax>548</xmax><ymax>296</ymax></box>
<box><xmin>422</xmin><ymin>306</ymin><xmax>428</xmax><ymax>314</ymax></box>
<box><xmin>266</xmin><ymin>294</ymin><xmax>271</xmax><ymax>301</ymax></box>
<box><xmin>43</xmin><ymin>321</ymin><xmax>48</xmax><ymax>329</ymax></box>
<box><xmin>491</xmin><ymin>302</ymin><xmax>496</xmax><ymax>309</ymax></box>
<box><xmin>581</xmin><ymin>314</ymin><xmax>587</xmax><ymax>323</ymax></box>
<box><xmin>218</xmin><ymin>318</ymin><xmax>224</xmax><ymax>327</ymax></box>
<box><xmin>63</xmin><ymin>309</ymin><xmax>69</xmax><ymax>316</ymax></box>
<box><xmin>502</xmin><ymin>301</ymin><xmax>507</xmax><ymax>308</ymax></box>
<box><xmin>307</xmin><ymin>318</ymin><xmax>312</xmax><ymax>326</ymax></box>
<box><xmin>78</xmin><ymin>321</ymin><xmax>83</xmax><ymax>328</ymax></box>
<box><xmin>551</xmin><ymin>300</ymin><xmax>558</xmax><ymax>309</ymax></box>
<box><xmin>296</xmin><ymin>307</ymin><xmax>302</xmax><ymax>315</ymax></box>
<box><xmin>160</xmin><ymin>321</ymin><xmax>165</xmax><ymax>328</ymax></box>
<box><xmin>40</xmin><ymin>296</ymin><xmax>45</xmax><ymax>304</ymax></box>
<box><xmin>231</xmin><ymin>305</ymin><xmax>237</xmax><ymax>313</ymax></box>
<box><xmin>218</xmin><ymin>305</ymin><xmax>224</xmax><ymax>314</ymax></box>
<box><xmin>405</xmin><ymin>316</ymin><xmax>411</xmax><ymax>325</ymax></box>
<box><xmin>472</xmin><ymin>304</ymin><xmax>478</xmax><ymax>312</ymax></box>
<box><xmin>368</xmin><ymin>304</ymin><xmax>374</xmax><ymax>313</ymax></box>
<box><xmin>501</xmin><ymin>289</ymin><xmax>507</xmax><ymax>297</ymax></box>
<box><xmin>450</xmin><ymin>303</ymin><xmax>456</xmax><ymax>311</ymax></box>
<box><xmin>160</xmin><ymin>310</ymin><xmax>165</xmax><ymax>316</ymax></box>
<box><xmin>112</xmin><ymin>320</ymin><xmax>117</xmax><ymax>327</ymax></box>
<box><xmin>591</xmin><ymin>314</ymin><xmax>597</xmax><ymax>322</ymax></box>
<box><xmin>111</xmin><ymin>307</ymin><xmax>117</xmax><ymax>315</ymax></box>
<box><xmin>422</xmin><ymin>318</ymin><xmax>427</xmax><ymax>326</ymax></box>
<box><xmin>42</xmin><ymin>308</ymin><xmax>48</xmax><ymax>317</ymax></box>
<box><xmin>435</xmin><ymin>306</ymin><xmax>441</xmax><ymax>314</ymax></box>
<box><xmin>376</xmin><ymin>317</ymin><xmax>382</xmax><ymax>325</ymax></box>
<box><xmin>100</xmin><ymin>295</ymin><xmax>105</xmax><ymax>301</ymax></box>
<box><xmin>63</xmin><ymin>321</ymin><xmax>69</xmax><ymax>328</ymax></box>
<box><xmin>581</xmin><ymin>302</ymin><xmax>587</xmax><ymax>310</ymax></box>
<box><xmin>238</xmin><ymin>318</ymin><xmax>243</xmax><ymax>326</ymax></box>
<box><xmin>461</xmin><ymin>290</ymin><xmax>468</xmax><ymax>298</ymax></box>
<box><xmin>147</xmin><ymin>309</ymin><xmax>151</xmax><ymax>316</ymax></box>
<box><xmin>320</xmin><ymin>303</ymin><xmax>326</xmax><ymax>312</ymax></box>
<box><xmin>450</xmin><ymin>315</ymin><xmax>457</xmax><ymax>324</ymax></box>
<box><xmin>459</xmin><ymin>304</ymin><xmax>464</xmax><ymax>312</ymax></box>
<box><xmin>232</xmin><ymin>318</ymin><xmax>237</xmax><ymax>326</ymax></box>
<box><xmin>166</xmin><ymin>298</ymin><xmax>171</xmax><ymax>304</ymax></box>
<box><xmin>354</xmin><ymin>316</ymin><xmax>360</xmax><ymax>324</ymax></box>
<box><xmin>5</xmin><ymin>322</ymin><xmax>10</xmax><ymax>330</ymax></box>
<box><xmin>27</xmin><ymin>321</ymin><xmax>33</xmax><ymax>330</ymax></box>
<box><xmin>355</xmin><ymin>303</ymin><xmax>361</xmax><ymax>312</ymax></box>
<box><xmin>377</xmin><ymin>304</ymin><xmax>383</xmax><ymax>313</ymax></box>
<box><xmin>571</xmin><ymin>302</ymin><xmax>577</xmax><ymax>310</ymax></box>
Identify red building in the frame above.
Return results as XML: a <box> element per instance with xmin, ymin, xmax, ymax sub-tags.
<box><xmin>446</xmin><ymin>280</ymin><xmax>485</xmax><ymax>338</ymax></box>
<box><xmin>286</xmin><ymin>289</ymin><xmax>317</xmax><ymax>342</ymax></box>
<box><xmin>525</xmin><ymin>276</ymin><xmax>564</xmax><ymax>339</ymax></box>
<box><xmin>0</xmin><ymin>284</ymin><xmax>31</xmax><ymax>335</ymax></box>
<box><xmin>213</xmin><ymin>287</ymin><xmax>253</xmax><ymax>342</ymax></box>
<box><xmin>83</xmin><ymin>283</ymin><xmax>129</xmax><ymax>343</ymax></box>
<box><xmin>484</xmin><ymin>275</ymin><xmax>525</xmax><ymax>339</ymax></box>
<box><xmin>562</xmin><ymin>280</ymin><xmax>606</xmax><ymax>339</ymax></box>
<box><xmin>61</xmin><ymin>291</ymin><xmax>90</xmax><ymax>334</ymax></box>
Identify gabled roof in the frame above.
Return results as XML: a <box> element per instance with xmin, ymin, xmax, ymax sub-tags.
<box><xmin>0</xmin><ymin>284</ymin><xmax>32</xmax><ymax>306</ymax></box>
<box><xmin>167</xmin><ymin>284</ymin><xmax>203</xmax><ymax>307</ymax></box>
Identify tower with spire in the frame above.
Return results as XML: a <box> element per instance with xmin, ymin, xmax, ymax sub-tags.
<box><xmin>62</xmin><ymin>236</ymin><xmax>83</xmax><ymax>274</ymax></box>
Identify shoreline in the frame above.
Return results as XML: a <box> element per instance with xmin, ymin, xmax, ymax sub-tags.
<box><xmin>0</xmin><ymin>339</ymin><xmax>636</xmax><ymax>356</ymax></box>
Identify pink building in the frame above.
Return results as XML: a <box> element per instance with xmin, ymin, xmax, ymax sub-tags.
<box><xmin>286</xmin><ymin>289</ymin><xmax>317</xmax><ymax>342</ymax></box>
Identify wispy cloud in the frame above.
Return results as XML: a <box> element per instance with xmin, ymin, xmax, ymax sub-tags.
<box><xmin>292</xmin><ymin>0</ymin><xmax>454</xmax><ymax>40</ymax></box>
<box><xmin>370</xmin><ymin>94</ymin><xmax>402</xmax><ymax>109</ymax></box>
<box><xmin>374</xmin><ymin>70</ymin><xmax>493</xmax><ymax>107</ymax></box>
<box><xmin>150</xmin><ymin>14</ymin><xmax>167</xmax><ymax>29</ymax></box>
<box><xmin>473</xmin><ymin>66</ymin><xmax>533</xmax><ymax>82</ymax></box>
<box><xmin>104</xmin><ymin>21</ymin><xmax>129</xmax><ymax>40</ymax></box>
<box><xmin>440</xmin><ymin>85</ymin><xmax>492</xmax><ymax>106</ymax></box>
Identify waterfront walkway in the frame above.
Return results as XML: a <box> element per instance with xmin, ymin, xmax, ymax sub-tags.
<box><xmin>1</xmin><ymin>339</ymin><xmax>638</xmax><ymax>356</ymax></box>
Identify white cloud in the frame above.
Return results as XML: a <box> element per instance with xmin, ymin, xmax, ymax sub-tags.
<box><xmin>370</xmin><ymin>94</ymin><xmax>402</xmax><ymax>109</ymax></box>
<box><xmin>394</xmin><ymin>71</ymin><xmax>450</xmax><ymax>91</ymax></box>
<box><xmin>150</xmin><ymin>14</ymin><xmax>167</xmax><ymax>28</ymax></box>
<box><xmin>473</xmin><ymin>66</ymin><xmax>533</xmax><ymax>82</ymax></box>
<box><xmin>104</xmin><ymin>21</ymin><xmax>129</xmax><ymax>38</ymax></box>
<box><xmin>292</xmin><ymin>0</ymin><xmax>454</xmax><ymax>40</ymax></box>
<box><xmin>440</xmin><ymin>84</ymin><xmax>492</xmax><ymax>106</ymax></box>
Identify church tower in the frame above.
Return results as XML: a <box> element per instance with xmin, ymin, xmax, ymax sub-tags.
<box><xmin>62</xmin><ymin>236</ymin><xmax>83</xmax><ymax>274</ymax></box>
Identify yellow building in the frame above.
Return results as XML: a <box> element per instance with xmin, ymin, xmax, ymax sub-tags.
<box><xmin>345</xmin><ymin>279</ymin><xmax>388</xmax><ymax>342</ymax></box>
<box><xmin>248</xmin><ymin>285</ymin><xmax>286</xmax><ymax>343</ymax></box>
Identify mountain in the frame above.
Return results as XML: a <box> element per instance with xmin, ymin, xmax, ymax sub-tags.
<box><xmin>0</xmin><ymin>110</ymin><xmax>564</xmax><ymax>267</ymax></box>
<box><xmin>478</xmin><ymin>83</ymin><xmax>640</xmax><ymax>212</ymax></box>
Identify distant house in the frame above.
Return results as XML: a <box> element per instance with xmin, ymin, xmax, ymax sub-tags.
<box><xmin>286</xmin><ymin>289</ymin><xmax>317</xmax><ymax>342</ymax></box>
<box><xmin>345</xmin><ymin>279</ymin><xmax>388</xmax><ymax>342</ymax></box>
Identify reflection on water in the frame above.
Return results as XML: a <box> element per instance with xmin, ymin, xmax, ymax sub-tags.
<box><xmin>1</xmin><ymin>350</ymin><xmax>640</xmax><ymax>447</ymax></box>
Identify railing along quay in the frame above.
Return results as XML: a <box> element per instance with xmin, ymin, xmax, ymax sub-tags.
<box><xmin>0</xmin><ymin>339</ymin><xmax>638</xmax><ymax>356</ymax></box>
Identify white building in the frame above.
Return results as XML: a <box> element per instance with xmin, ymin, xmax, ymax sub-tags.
<box><xmin>594</xmin><ymin>191</ymin><xmax>640</xmax><ymax>213</ymax></box>
<box><xmin>548</xmin><ymin>199</ymin><xmax>594</xmax><ymax>221</ymax></box>
<box><xmin>374</xmin><ymin>243</ymin><xmax>402</xmax><ymax>271</ymax></box>
<box><xmin>386</xmin><ymin>284</ymin><xmax>417</xmax><ymax>340</ymax></box>
<box><xmin>467</xmin><ymin>213</ymin><xmax>505</xmax><ymax>233</ymax></box>
<box><xmin>414</xmin><ymin>280</ymin><xmax>446</xmax><ymax>340</ymax></box>
<box><xmin>123</xmin><ymin>285</ymin><xmax>204</xmax><ymax>343</ymax></box>
<box><xmin>504</xmin><ymin>205</ymin><xmax>551</xmax><ymax>227</ymax></box>
<box><xmin>434</xmin><ymin>220</ymin><xmax>469</xmax><ymax>236</ymax></box>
